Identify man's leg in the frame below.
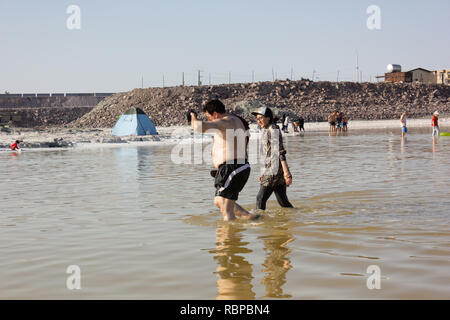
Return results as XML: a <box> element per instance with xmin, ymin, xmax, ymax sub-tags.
<box><xmin>233</xmin><ymin>203</ymin><xmax>260</xmax><ymax>220</ymax></box>
<box><xmin>214</xmin><ymin>196</ymin><xmax>261</xmax><ymax>221</ymax></box>
<box><xmin>214</xmin><ymin>196</ymin><xmax>236</xmax><ymax>221</ymax></box>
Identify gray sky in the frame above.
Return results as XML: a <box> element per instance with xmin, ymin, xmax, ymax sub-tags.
<box><xmin>1</xmin><ymin>0</ymin><xmax>449</xmax><ymax>92</ymax></box>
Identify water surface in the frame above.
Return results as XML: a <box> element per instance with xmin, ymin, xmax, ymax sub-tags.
<box><xmin>1</xmin><ymin>128</ymin><xmax>449</xmax><ymax>299</ymax></box>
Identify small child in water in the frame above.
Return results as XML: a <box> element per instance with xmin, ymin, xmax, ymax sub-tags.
<box><xmin>10</xmin><ymin>140</ymin><xmax>21</xmax><ymax>151</ymax></box>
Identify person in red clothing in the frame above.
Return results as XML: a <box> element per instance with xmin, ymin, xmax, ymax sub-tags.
<box><xmin>10</xmin><ymin>140</ymin><xmax>21</xmax><ymax>151</ymax></box>
<box><xmin>432</xmin><ymin>111</ymin><xmax>439</xmax><ymax>137</ymax></box>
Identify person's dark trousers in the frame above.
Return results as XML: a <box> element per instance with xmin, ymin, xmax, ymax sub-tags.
<box><xmin>256</xmin><ymin>183</ymin><xmax>293</xmax><ymax>210</ymax></box>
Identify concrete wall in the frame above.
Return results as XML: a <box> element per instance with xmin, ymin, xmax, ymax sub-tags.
<box><xmin>0</xmin><ymin>93</ymin><xmax>115</xmax><ymax>98</ymax></box>
<box><xmin>0</xmin><ymin>95</ymin><xmax>108</xmax><ymax>108</ymax></box>
<box><xmin>0</xmin><ymin>106</ymin><xmax>94</xmax><ymax>127</ymax></box>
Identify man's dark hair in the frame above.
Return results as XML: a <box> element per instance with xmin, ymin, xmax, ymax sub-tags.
<box><xmin>203</xmin><ymin>99</ymin><xmax>226</xmax><ymax>115</ymax></box>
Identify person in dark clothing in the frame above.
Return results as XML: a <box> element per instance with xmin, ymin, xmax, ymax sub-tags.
<box><xmin>298</xmin><ymin>116</ymin><xmax>305</xmax><ymax>131</ymax></box>
<box><xmin>336</xmin><ymin>111</ymin><xmax>343</xmax><ymax>131</ymax></box>
<box><xmin>251</xmin><ymin>107</ymin><xmax>293</xmax><ymax>210</ymax></box>
<box><xmin>280</xmin><ymin>114</ymin><xmax>287</xmax><ymax>132</ymax></box>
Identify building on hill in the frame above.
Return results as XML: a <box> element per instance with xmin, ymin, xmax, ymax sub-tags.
<box><xmin>383</xmin><ymin>65</ymin><xmax>436</xmax><ymax>84</ymax></box>
<box><xmin>409</xmin><ymin>68</ymin><xmax>434</xmax><ymax>84</ymax></box>
<box><xmin>433</xmin><ymin>69</ymin><xmax>450</xmax><ymax>85</ymax></box>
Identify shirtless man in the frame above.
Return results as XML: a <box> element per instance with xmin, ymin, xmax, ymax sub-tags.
<box><xmin>190</xmin><ymin>99</ymin><xmax>259</xmax><ymax>221</ymax></box>
<box><xmin>328</xmin><ymin>112</ymin><xmax>336</xmax><ymax>132</ymax></box>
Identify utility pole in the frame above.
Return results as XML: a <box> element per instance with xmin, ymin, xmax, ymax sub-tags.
<box><xmin>197</xmin><ymin>70</ymin><xmax>202</xmax><ymax>86</ymax></box>
<box><xmin>272</xmin><ymin>68</ymin><xmax>275</xmax><ymax>81</ymax></box>
<box><xmin>182</xmin><ymin>72</ymin><xmax>185</xmax><ymax>86</ymax></box>
<box><xmin>356</xmin><ymin>50</ymin><xmax>360</xmax><ymax>82</ymax></box>
<box><xmin>290</xmin><ymin>67</ymin><xmax>293</xmax><ymax>80</ymax></box>
<box><xmin>228</xmin><ymin>71</ymin><xmax>231</xmax><ymax>84</ymax></box>
<box><xmin>252</xmin><ymin>70</ymin><xmax>255</xmax><ymax>83</ymax></box>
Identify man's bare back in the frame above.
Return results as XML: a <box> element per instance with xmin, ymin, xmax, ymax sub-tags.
<box><xmin>209</xmin><ymin>114</ymin><xmax>248</xmax><ymax>168</ymax></box>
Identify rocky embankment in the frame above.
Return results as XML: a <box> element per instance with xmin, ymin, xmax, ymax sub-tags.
<box><xmin>71</xmin><ymin>80</ymin><xmax>450</xmax><ymax>128</ymax></box>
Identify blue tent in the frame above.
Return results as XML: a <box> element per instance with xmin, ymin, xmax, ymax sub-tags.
<box><xmin>112</xmin><ymin>107</ymin><xmax>158</xmax><ymax>136</ymax></box>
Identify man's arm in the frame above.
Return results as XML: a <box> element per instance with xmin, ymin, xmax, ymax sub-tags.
<box><xmin>190</xmin><ymin>113</ymin><xmax>228</xmax><ymax>133</ymax></box>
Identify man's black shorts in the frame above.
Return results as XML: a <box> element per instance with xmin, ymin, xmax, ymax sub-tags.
<box><xmin>214</xmin><ymin>160</ymin><xmax>250</xmax><ymax>201</ymax></box>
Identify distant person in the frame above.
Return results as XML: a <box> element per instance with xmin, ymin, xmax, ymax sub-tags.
<box><xmin>282</xmin><ymin>114</ymin><xmax>289</xmax><ymax>133</ymax></box>
<box><xmin>432</xmin><ymin>111</ymin><xmax>439</xmax><ymax>137</ymax></box>
<box><xmin>281</xmin><ymin>114</ymin><xmax>286</xmax><ymax>131</ymax></box>
<box><xmin>328</xmin><ymin>112</ymin><xmax>336</xmax><ymax>132</ymax></box>
<box><xmin>400</xmin><ymin>111</ymin><xmax>407</xmax><ymax>137</ymax></box>
<box><xmin>292</xmin><ymin>117</ymin><xmax>299</xmax><ymax>132</ymax></box>
<box><xmin>298</xmin><ymin>116</ymin><xmax>305</xmax><ymax>132</ymax></box>
<box><xmin>336</xmin><ymin>111</ymin><xmax>343</xmax><ymax>132</ymax></box>
<box><xmin>10</xmin><ymin>140</ymin><xmax>21</xmax><ymax>151</ymax></box>
<box><xmin>252</xmin><ymin>107</ymin><xmax>293</xmax><ymax>211</ymax></box>
<box><xmin>190</xmin><ymin>99</ymin><xmax>260</xmax><ymax>221</ymax></box>
<box><xmin>342</xmin><ymin>115</ymin><xmax>348</xmax><ymax>131</ymax></box>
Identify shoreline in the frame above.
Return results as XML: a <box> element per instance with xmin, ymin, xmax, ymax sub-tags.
<box><xmin>1</xmin><ymin>117</ymin><xmax>448</xmax><ymax>149</ymax></box>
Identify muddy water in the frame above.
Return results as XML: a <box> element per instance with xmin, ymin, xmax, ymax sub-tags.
<box><xmin>0</xmin><ymin>128</ymin><xmax>449</xmax><ymax>299</ymax></box>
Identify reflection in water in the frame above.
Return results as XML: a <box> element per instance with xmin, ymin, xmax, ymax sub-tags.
<box><xmin>432</xmin><ymin>136</ymin><xmax>437</xmax><ymax>154</ymax></box>
<box><xmin>211</xmin><ymin>211</ymin><xmax>294</xmax><ymax>299</ymax></box>
<box><xmin>400</xmin><ymin>137</ymin><xmax>407</xmax><ymax>154</ymax></box>
<box><xmin>212</xmin><ymin>223</ymin><xmax>255</xmax><ymax>300</ymax></box>
<box><xmin>328</xmin><ymin>131</ymin><xmax>349</xmax><ymax>137</ymax></box>
<box><xmin>261</xmin><ymin>221</ymin><xmax>294</xmax><ymax>298</ymax></box>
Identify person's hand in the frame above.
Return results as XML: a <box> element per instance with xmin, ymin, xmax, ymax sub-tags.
<box><xmin>259</xmin><ymin>175</ymin><xmax>263</xmax><ymax>182</ymax></box>
<box><xmin>284</xmin><ymin>174</ymin><xmax>292</xmax><ymax>186</ymax></box>
<box><xmin>186</xmin><ymin>110</ymin><xmax>198</xmax><ymax>123</ymax></box>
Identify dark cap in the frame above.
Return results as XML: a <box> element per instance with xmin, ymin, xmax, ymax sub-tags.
<box><xmin>251</xmin><ymin>106</ymin><xmax>273</xmax><ymax>120</ymax></box>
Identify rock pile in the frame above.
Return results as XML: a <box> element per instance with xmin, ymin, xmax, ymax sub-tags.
<box><xmin>69</xmin><ymin>80</ymin><xmax>450</xmax><ymax>128</ymax></box>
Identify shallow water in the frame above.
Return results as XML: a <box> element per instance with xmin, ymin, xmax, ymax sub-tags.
<box><xmin>1</xmin><ymin>128</ymin><xmax>449</xmax><ymax>299</ymax></box>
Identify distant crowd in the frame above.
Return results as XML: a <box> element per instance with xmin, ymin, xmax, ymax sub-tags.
<box><xmin>328</xmin><ymin>111</ymin><xmax>348</xmax><ymax>132</ymax></box>
<box><xmin>272</xmin><ymin>114</ymin><xmax>305</xmax><ymax>133</ymax></box>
